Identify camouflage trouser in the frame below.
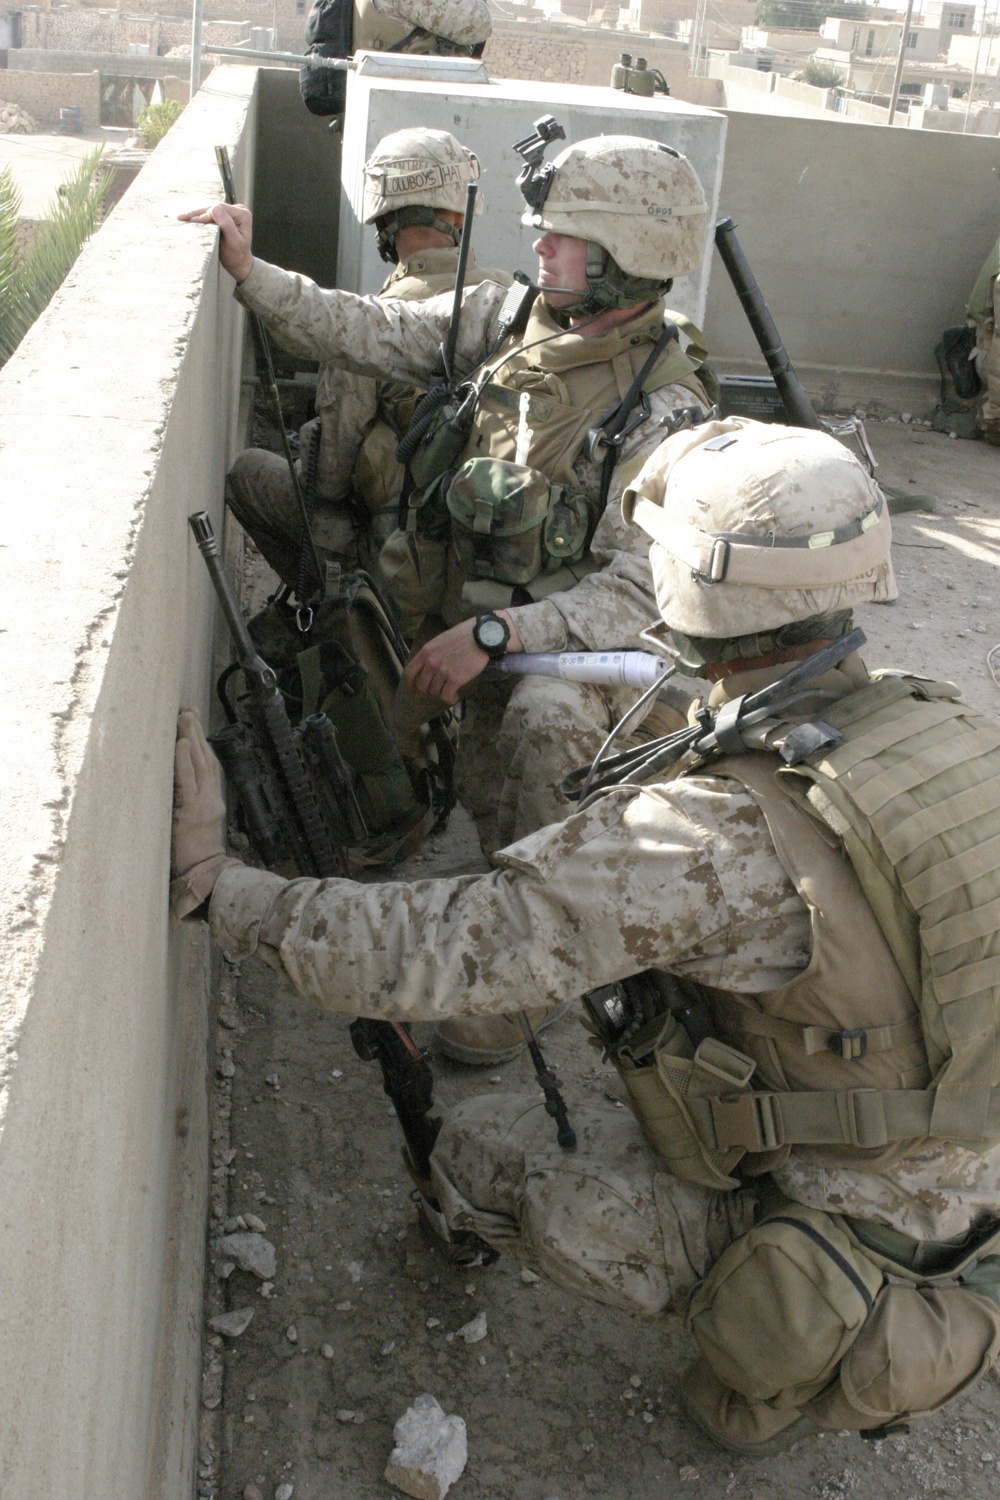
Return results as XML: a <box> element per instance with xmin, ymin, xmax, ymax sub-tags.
<box><xmin>430</xmin><ymin>1093</ymin><xmax>758</xmax><ymax>1315</ymax></box>
<box><xmin>978</xmin><ymin>275</ymin><xmax>1000</xmax><ymax>441</ymax></box>
<box><xmin>226</xmin><ymin>448</ymin><xmax>360</xmax><ymax>589</ymax></box>
<box><xmin>455</xmin><ymin>673</ymin><xmax>647</xmax><ymax>856</ymax></box>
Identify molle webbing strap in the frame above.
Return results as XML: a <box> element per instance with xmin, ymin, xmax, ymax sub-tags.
<box><xmin>776</xmin><ymin>677</ymin><xmax>1000</xmax><ymax>1145</ymax></box>
<box><xmin>709</xmin><ymin>992</ymin><xmax>924</xmax><ymax>1061</ymax></box>
<box><xmin>687</xmin><ymin>1083</ymin><xmax>1000</xmax><ymax>1154</ymax></box>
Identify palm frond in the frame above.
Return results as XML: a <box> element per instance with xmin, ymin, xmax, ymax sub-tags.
<box><xmin>0</xmin><ymin>164</ymin><xmax>25</xmax><ymax>359</ymax></box>
<box><xmin>0</xmin><ymin>148</ymin><xmax>113</xmax><ymax>368</ymax></box>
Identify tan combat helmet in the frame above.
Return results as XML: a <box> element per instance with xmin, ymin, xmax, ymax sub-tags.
<box><xmin>363</xmin><ymin>127</ymin><xmax>482</xmax><ymax>263</ymax></box>
<box><xmin>623</xmin><ymin>417</ymin><xmax>897</xmax><ymax>670</ymax></box>
<box><xmin>520</xmin><ymin>135</ymin><xmax>708</xmax><ymax>313</ymax></box>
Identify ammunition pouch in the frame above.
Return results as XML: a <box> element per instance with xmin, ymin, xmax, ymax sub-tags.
<box><xmin>609</xmin><ymin>1015</ymin><xmax>754</xmax><ymax>1190</ymax></box>
<box><xmin>446</xmin><ymin>457</ymin><xmax>596</xmax><ymax>587</ymax></box>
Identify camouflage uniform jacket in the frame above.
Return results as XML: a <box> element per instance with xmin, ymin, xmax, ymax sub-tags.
<box><xmin>206</xmin><ymin>650</ymin><xmax>1000</xmax><ymax>1243</ymax></box>
<box><xmin>237</xmin><ymin>258</ymin><xmax>708</xmax><ymax>655</ymax></box>
<box><xmin>312</xmin><ymin>247</ymin><xmax>510</xmax><ymax>505</ymax></box>
<box><xmin>353</xmin><ymin>0</ymin><xmax>491</xmax><ymax>51</ymax></box>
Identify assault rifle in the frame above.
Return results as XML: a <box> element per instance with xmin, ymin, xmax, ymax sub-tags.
<box><xmin>562</xmin><ymin>627</ymin><xmax>867</xmax><ymax>802</ymax></box>
<box><xmin>189</xmin><ymin>511</ymin><xmax>453</xmax><ymax>1203</ymax></box>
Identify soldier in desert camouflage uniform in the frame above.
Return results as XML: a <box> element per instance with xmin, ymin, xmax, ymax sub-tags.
<box><xmin>351</xmin><ymin>0</ymin><xmax>490</xmax><ymax>56</ymax></box>
<box><xmin>226</xmin><ymin>128</ymin><xmax>510</xmax><ymax>585</ymax></box>
<box><xmin>173</xmin><ymin>420</ymin><xmax>1000</xmax><ymax>1455</ymax></box>
<box><xmin>181</xmin><ymin>130</ymin><xmax>713</xmax><ymax>1063</ymax></box>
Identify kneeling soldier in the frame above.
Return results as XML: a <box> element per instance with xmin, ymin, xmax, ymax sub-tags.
<box><xmin>173</xmin><ymin>419</ymin><xmax>1000</xmax><ymax>1453</ymax></box>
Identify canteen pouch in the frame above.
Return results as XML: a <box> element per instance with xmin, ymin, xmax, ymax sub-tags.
<box><xmin>446</xmin><ymin>457</ymin><xmax>593</xmax><ymax>586</ymax></box>
<box><xmin>609</xmin><ymin>1016</ymin><xmax>752</xmax><ymax>1191</ymax></box>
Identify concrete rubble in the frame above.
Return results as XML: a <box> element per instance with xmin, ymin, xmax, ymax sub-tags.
<box><xmin>0</xmin><ymin>102</ymin><xmax>39</xmax><ymax>135</ymax></box>
<box><xmin>384</xmin><ymin>1394</ymin><xmax>469</xmax><ymax>1500</ymax></box>
<box><xmin>216</xmin><ymin>1232</ymin><xmax>276</xmax><ymax>1280</ymax></box>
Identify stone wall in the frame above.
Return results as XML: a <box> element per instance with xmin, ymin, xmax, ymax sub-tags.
<box><xmin>108</xmin><ymin>0</ymin><xmax>306</xmax><ymax>51</ymax></box>
<box><xmin>0</xmin><ymin>66</ymin><xmax>100</xmax><ymax>125</ymax></box>
<box><xmin>483</xmin><ymin>19</ymin><xmax>691</xmax><ymax>89</ymax></box>
<box><xmin>18</xmin><ymin>7</ymin><xmax>250</xmax><ymax>55</ymax></box>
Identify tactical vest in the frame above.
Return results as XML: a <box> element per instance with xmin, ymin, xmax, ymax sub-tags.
<box><xmin>658</xmin><ymin>671</ymin><xmax>1000</xmax><ymax>1177</ymax></box>
<box><xmin>381</xmin><ymin>298</ymin><xmax>706</xmax><ymax>624</ymax></box>
<box><xmin>347</xmin><ymin>250</ymin><xmax>511</xmax><ymax>517</ymax></box>
<box><xmin>465</xmin><ymin>297</ymin><xmax>704</xmax><ymax>486</ymax></box>
<box><xmin>353</xmin><ymin>0</ymin><xmax>474</xmax><ymax>52</ymax></box>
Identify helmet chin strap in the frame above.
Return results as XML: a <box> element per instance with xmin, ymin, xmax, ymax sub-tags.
<box><xmin>374</xmin><ymin>208</ymin><xmax>462</xmax><ymax>264</ymax></box>
<box><xmin>539</xmin><ymin>245</ymin><xmax>672</xmax><ymax>317</ymax></box>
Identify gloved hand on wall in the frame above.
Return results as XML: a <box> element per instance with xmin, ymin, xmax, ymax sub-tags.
<box><xmin>170</xmin><ymin>708</ymin><xmax>240</xmax><ymax>920</ymax></box>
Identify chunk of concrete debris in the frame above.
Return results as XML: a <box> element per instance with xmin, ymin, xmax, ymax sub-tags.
<box><xmin>384</xmin><ymin>1394</ymin><xmax>467</xmax><ymax>1500</ymax></box>
<box><xmin>455</xmin><ymin>1311</ymin><xmax>487</xmax><ymax>1344</ymax></box>
<box><xmin>217</xmin><ymin>1233</ymin><xmax>276</xmax><ymax>1280</ymax></box>
<box><xmin>208</xmin><ymin>1307</ymin><xmax>254</xmax><ymax>1337</ymax></box>
<box><xmin>519</xmin><ymin>1268</ymin><xmax>540</xmax><ymax>1285</ymax></box>
<box><xmin>243</xmin><ymin>1212</ymin><xmax>267</xmax><ymax>1233</ymax></box>
<box><xmin>275</xmin><ymin>1485</ymin><xmax>295</xmax><ymax>1500</ymax></box>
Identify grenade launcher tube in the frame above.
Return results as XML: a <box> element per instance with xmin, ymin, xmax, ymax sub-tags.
<box><xmin>714</xmin><ymin>216</ymin><xmax>824</xmax><ymax>432</ymax></box>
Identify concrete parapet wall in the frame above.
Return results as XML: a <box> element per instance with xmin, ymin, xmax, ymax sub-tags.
<box><xmin>8</xmin><ymin>46</ymin><xmax>203</xmax><ymax>79</ymax></box>
<box><xmin>0</xmin><ymin>67</ymin><xmax>100</xmax><ymax>127</ymax></box>
<box><xmin>0</xmin><ymin>64</ymin><xmax>257</xmax><ymax>1500</ymax></box>
<box><xmin>705</xmin><ymin>108</ymin><xmax>1000</xmax><ymax>411</ymax></box>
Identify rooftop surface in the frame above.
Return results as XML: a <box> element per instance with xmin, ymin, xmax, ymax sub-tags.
<box><xmin>199</xmin><ymin>420</ymin><xmax>1000</xmax><ymax>1500</ymax></box>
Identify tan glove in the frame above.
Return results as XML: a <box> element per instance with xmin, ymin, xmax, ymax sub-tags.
<box><xmin>170</xmin><ymin>709</ymin><xmax>240</xmax><ymax>919</ymax></box>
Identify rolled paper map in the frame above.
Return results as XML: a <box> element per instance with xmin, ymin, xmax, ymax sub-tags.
<box><xmin>495</xmin><ymin>651</ymin><xmax>671</xmax><ymax>690</ymax></box>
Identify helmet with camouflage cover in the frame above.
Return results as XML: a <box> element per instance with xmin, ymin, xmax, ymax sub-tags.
<box><xmin>622</xmin><ymin>418</ymin><xmax>897</xmax><ymax>671</ymax></box>
<box><xmin>363</xmin><ymin>127</ymin><xmax>482</xmax><ymax>263</ymax></box>
<box><xmin>520</xmin><ymin>135</ymin><xmax>708</xmax><ymax>313</ymax></box>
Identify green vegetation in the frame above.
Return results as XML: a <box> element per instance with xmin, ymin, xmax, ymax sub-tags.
<box><xmin>797</xmin><ymin>58</ymin><xmax>847</xmax><ymax>86</ymax></box>
<box><xmin>0</xmin><ymin>148</ymin><xmax>112</xmax><ymax>369</ymax></box>
<box><xmin>137</xmin><ymin>98</ymin><xmax>184</xmax><ymax>150</ymax></box>
<box><xmin>755</xmin><ymin>0</ymin><xmax>867</xmax><ymax>29</ymax></box>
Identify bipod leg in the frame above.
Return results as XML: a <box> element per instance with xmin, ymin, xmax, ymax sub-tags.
<box><xmin>517</xmin><ymin>1012</ymin><xmax>576</xmax><ymax>1150</ymax></box>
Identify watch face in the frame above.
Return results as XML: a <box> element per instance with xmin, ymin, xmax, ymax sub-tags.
<box><xmin>477</xmin><ymin>618</ymin><xmax>508</xmax><ymax>650</ymax></box>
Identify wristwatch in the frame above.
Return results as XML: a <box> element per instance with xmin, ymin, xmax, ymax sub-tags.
<box><xmin>472</xmin><ymin>610</ymin><xmax>511</xmax><ymax>661</ymax></box>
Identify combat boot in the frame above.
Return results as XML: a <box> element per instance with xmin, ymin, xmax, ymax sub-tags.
<box><xmin>433</xmin><ymin>1004</ymin><xmax>569</xmax><ymax>1066</ymax></box>
<box><xmin>680</xmin><ymin>1359</ymin><xmax>818</xmax><ymax>1457</ymax></box>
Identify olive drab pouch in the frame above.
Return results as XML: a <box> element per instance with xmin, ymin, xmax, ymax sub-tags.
<box><xmin>445</xmin><ymin>457</ymin><xmax>595</xmax><ymax>587</ymax></box>
<box><xmin>803</xmin><ymin>1215</ymin><xmax>1000</xmax><ymax>1432</ymax></box>
<box><xmin>241</xmin><ymin>572</ymin><xmax>448</xmax><ymax>866</ymax></box>
<box><xmin>806</xmin><ymin>1280</ymin><xmax>1000</xmax><ymax>1432</ymax></box>
<box><xmin>684</xmin><ymin>1205</ymin><xmax>886</xmax><ymax>1410</ymax></box>
<box><xmin>608</xmin><ymin>1014</ymin><xmax>754</xmax><ymax>1191</ymax></box>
